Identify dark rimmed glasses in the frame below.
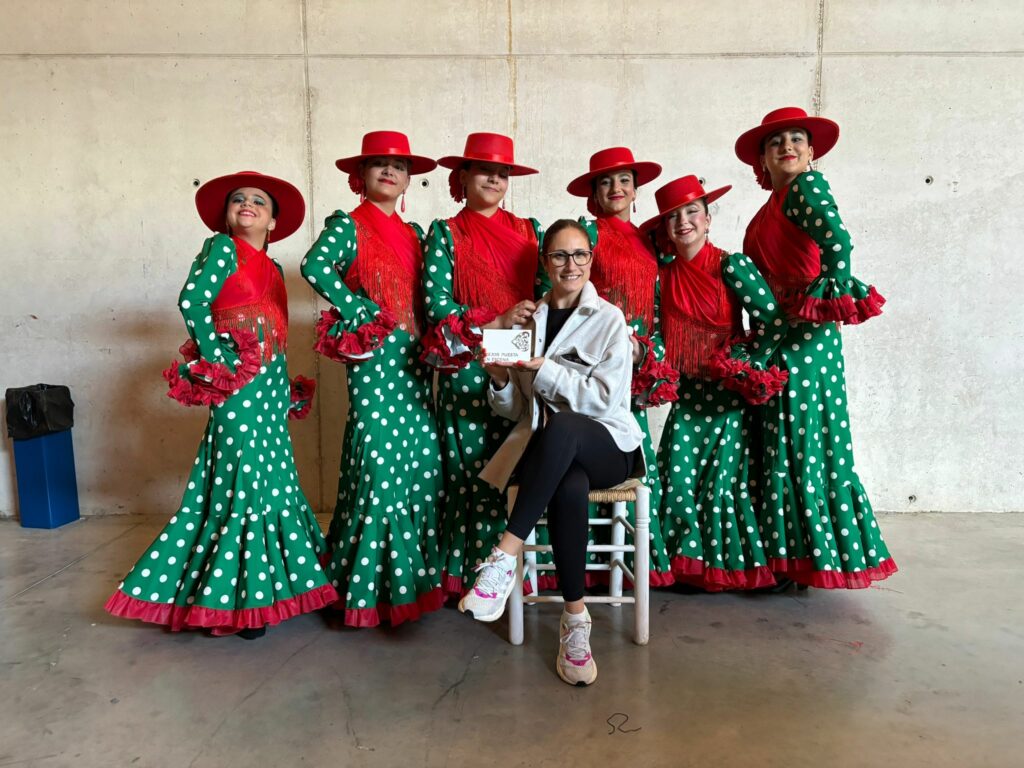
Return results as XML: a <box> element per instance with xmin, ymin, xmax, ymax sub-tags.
<box><xmin>547</xmin><ymin>249</ymin><xmax>593</xmax><ymax>267</ymax></box>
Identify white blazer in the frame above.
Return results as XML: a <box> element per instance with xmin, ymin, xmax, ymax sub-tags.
<box><xmin>478</xmin><ymin>281</ymin><xmax>643</xmax><ymax>492</ymax></box>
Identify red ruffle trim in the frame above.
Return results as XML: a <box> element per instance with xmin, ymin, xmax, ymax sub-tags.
<box><xmin>104</xmin><ymin>583</ymin><xmax>339</xmax><ymax>632</ymax></box>
<box><xmin>336</xmin><ymin>586</ymin><xmax>444</xmax><ymax>628</ymax></box>
<box><xmin>314</xmin><ymin>307</ymin><xmax>397</xmax><ymax>364</ymax></box>
<box><xmin>162</xmin><ymin>329</ymin><xmax>262</xmax><ymax>408</ymax></box>
<box><xmin>288</xmin><ymin>375</ymin><xmax>316</xmax><ymax>420</ymax></box>
<box><xmin>767</xmin><ymin>556</ymin><xmax>898</xmax><ymax>589</ymax></box>
<box><xmin>631</xmin><ymin>334</ymin><xmax>680</xmax><ymax>408</ymax></box>
<box><xmin>670</xmin><ymin>555</ymin><xmax>777</xmax><ymax>592</ymax></box>
<box><xmin>707</xmin><ymin>338</ymin><xmax>789</xmax><ymax>406</ymax></box>
<box><xmin>420</xmin><ymin>307</ymin><xmax>497</xmax><ymax>371</ymax></box>
<box><xmin>441</xmin><ymin>570</ymin><xmax>468</xmax><ymax>600</ymax></box>
<box><xmin>795</xmin><ymin>285</ymin><xmax>886</xmax><ymax>326</ymax></box>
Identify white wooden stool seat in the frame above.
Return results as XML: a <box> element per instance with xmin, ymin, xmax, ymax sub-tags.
<box><xmin>506</xmin><ymin>480</ymin><xmax>650</xmax><ymax>646</ymax></box>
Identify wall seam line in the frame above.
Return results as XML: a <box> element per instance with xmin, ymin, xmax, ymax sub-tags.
<box><xmin>298</xmin><ymin>0</ymin><xmax>323</xmax><ymax>515</ymax></box>
<box><xmin>813</xmin><ymin>0</ymin><xmax>825</xmax><ymax>114</ymax></box>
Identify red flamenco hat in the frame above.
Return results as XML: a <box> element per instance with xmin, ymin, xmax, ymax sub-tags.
<box><xmin>335</xmin><ymin>130</ymin><xmax>437</xmax><ymax>176</ymax></box>
<box><xmin>566</xmin><ymin>146</ymin><xmax>661</xmax><ymax>197</ymax></box>
<box><xmin>437</xmin><ymin>132</ymin><xmax>538</xmax><ymax>176</ymax></box>
<box><xmin>639</xmin><ymin>175</ymin><xmax>732</xmax><ymax>233</ymax></box>
<box><xmin>734</xmin><ymin>106</ymin><xmax>840</xmax><ymax>167</ymax></box>
<box><xmin>195</xmin><ymin>170</ymin><xmax>305</xmax><ymax>243</ymax></box>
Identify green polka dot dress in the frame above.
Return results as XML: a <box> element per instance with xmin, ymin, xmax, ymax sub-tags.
<box><xmin>743</xmin><ymin>171</ymin><xmax>896</xmax><ymax>588</ymax></box>
<box><xmin>301</xmin><ymin>209</ymin><xmax>445</xmax><ymax>626</ymax></box>
<box><xmin>579</xmin><ymin>216</ymin><xmax>675</xmax><ymax>587</ymax></box>
<box><xmin>105</xmin><ymin>234</ymin><xmax>337</xmax><ymax>632</ymax></box>
<box><xmin>421</xmin><ymin>216</ymin><xmax>544</xmax><ymax>597</ymax></box>
<box><xmin>656</xmin><ymin>248</ymin><xmax>787</xmax><ymax>590</ymax></box>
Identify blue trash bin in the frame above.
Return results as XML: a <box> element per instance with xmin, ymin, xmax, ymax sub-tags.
<box><xmin>5</xmin><ymin>384</ymin><xmax>80</xmax><ymax>529</ymax></box>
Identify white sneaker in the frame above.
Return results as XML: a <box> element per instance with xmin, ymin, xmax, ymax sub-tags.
<box><xmin>458</xmin><ymin>547</ymin><xmax>517</xmax><ymax>622</ymax></box>
<box><xmin>556</xmin><ymin>609</ymin><xmax>597</xmax><ymax>686</ymax></box>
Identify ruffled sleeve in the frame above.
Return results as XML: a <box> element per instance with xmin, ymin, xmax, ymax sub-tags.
<box><xmin>288</xmin><ymin>375</ymin><xmax>316</xmax><ymax>420</ymax></box>
<box><xmin>162</xmin><ymin>234</ymin><xmax>262</xmax><ymax>407</ymax></box>
<box><xmin>532</xmin><ymin>216</ymin><xmax>551</xmax><ymax>297</ymax></box>
<box><xmin>419</xmin><ymin>219</ymin><xmax>497</xmax><ymax>370</ymax></box>
<box><xmin>706</xmin><ymin>252</ymin><xmax>790</xmax><ymax>405</ymax></box>
<box><xmin>301</xmin><ymin>210</ymin><xmax>396</xmax><ymax>364</ymax></box>
<box><xmin>784</xmin><ymin>171</ymin><xmax>885</xmax><ymax>325</ymax></box>
<box><xmin>631</xmin><ymin>279</ymin><xmax>679</xmax><ymax>408</ymax></box>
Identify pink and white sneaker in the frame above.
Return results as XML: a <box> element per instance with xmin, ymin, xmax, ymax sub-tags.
<box><xmin>556</xmin><ymin>609</ymin><xmax>598</xmax><ymax>686</ymax></box>
<box><xmin>458</xmin><ymin>547</ymin><xmax>517</xmax><ymax>622</ymax></box>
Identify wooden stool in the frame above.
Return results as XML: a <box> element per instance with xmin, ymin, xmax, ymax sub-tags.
<box><xmin>506</xmin><ymin>479</ymin><xmax>650</xmax><ymax>646</ymax></box>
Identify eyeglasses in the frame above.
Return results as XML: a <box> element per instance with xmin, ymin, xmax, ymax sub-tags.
<box><xmin>547</xmin><ymin>249</ymin><xmax>593</xmax><ymax>266</ymax></box>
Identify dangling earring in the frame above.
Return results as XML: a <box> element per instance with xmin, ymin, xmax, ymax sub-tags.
<box><xmin>461</xmin><ymin>184</ymin><xmax>466</xmax><ymax>201</ymax></box>
<box><xmin>632</xmin><ymin>199</ymin><xmax>637</xmax><ymax>213</ymax></box>
<box><xmin>501</xmin><ymin>197</ymin><xmax>506</xmax><ymax>210</ymax></box>
<box><xmin>360</xmin><ymin>191</ymin><xmax>366</xmax><ymax>203</ymax></box>
<box><xmin>400</xmin><ymin>193</ymin><xmax>406</xmax><ymax>213</ymax></box>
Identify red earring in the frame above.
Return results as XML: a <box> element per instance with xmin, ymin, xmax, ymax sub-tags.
<box><xmin>400</xmin><ymin>193</ymin><xmax>406</xmax><ymax>213</ymax></box>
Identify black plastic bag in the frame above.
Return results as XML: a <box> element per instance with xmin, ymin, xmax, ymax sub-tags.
<box><xmin>4</xmin><ymin>384</ymin><xmax>75</xmax><ymax>440</ymax></box>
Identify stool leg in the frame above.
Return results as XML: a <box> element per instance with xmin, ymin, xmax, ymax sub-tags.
<box><xmin>507</xmin><ymin>486</ymin><xmax>524</xmax><ymax>645</ymax></box>
<box><xmin>633</xmin><ymin>486</ymin><xmax>650</xmax><ymax>646</ymax></box>
<box><xmin>525</xmin><ymin>528</ymin><xmax>538</xmax><ymax>594</ymax></box>
<box><xmin>509</xmin><ymin>550</ymin><xmax>525</xmax><ymax>645</ymax></box>
<box><xmin>610</xmin><ymin>501</ymin><xmax>626</xmax><ymax>605</ymax></box>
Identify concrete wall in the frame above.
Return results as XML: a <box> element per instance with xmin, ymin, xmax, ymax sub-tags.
<box><xmin>2</xmin><ymin>0</ymin><xmax>1021</xmax><ymax>517</ymax></box>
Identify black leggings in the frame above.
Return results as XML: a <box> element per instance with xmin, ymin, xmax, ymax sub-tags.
<box><xmin>505</xmin><ymin>412</ymin><xmax>636</xmax><ymax>602</ymax></box>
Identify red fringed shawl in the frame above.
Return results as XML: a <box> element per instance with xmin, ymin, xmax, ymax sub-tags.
<box><xmin>742</xmin><ymin>185</ymin><xmax>821</xmax><ymax>315</ymax></box>
<box><xmin>591</xmin><ymin>216</ymin><xmax>657</xmax><ymax>330</ymax></box>
<box><xmin>658</xmin><ymin>240</ymin><xmax>740</xmax><ymax>378</ymax></box>
<box><xmin>449</xmin><ymin>207</ymin><xmax>538</xmax><ymax>313</ymax></box>
<box><xmin>212</xmin><ymin>237</ymin><xmax>288</xmax><ymax>360</ymax></box>
<box><xmin>345</xmin><ymin>201</ymin><xmax>424</xmax><ymax>336</ymax></box>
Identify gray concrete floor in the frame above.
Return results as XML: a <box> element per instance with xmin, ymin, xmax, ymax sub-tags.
<box><xmin>1</xmin><ymin>513</ymin><xmax>1021</xmax><ymax>768</ymax></box>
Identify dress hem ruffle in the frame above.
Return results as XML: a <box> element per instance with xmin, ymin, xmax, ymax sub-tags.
<box><xmin>335</xmin><ymin>586</ymin><xmax>445</xmax><ymax>628</ymax></box>
<box><xmin>767</xmin><ymin>555</ymin><xmax>898</xmax><ymax>589</ymax></box>
<box><xmin>669</xmin><ymin>555</ymin><xmax>777</xmax><ymax>591</ymax></box>
<box><xmin>104</xmin><ymin>582</ymin><xmax>339</xmax><ymax>632</ymax></box>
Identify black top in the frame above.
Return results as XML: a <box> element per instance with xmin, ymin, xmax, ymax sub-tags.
<box><xmin>545</xmin><ymin>306</ymin><xmax>575</xmax><ymax>347</ymax></box>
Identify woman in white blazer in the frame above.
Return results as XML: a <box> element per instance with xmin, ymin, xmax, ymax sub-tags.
<box><xmin>459</xmin><ymin>219</ymin><xmax>643</xmax><ymax>687</ymax></box>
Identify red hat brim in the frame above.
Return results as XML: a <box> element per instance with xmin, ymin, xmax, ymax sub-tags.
<box><xmin>195</xmin><ymin>171</ymin><xmax>306</xmax><ymax>243</ymax></box>
<box><xmin>734</xmin><ymin>115</ymin><xmax>840</xmax><ymax>166</ymax></box>
<box><xmin>639</xmin><ymin>184</ymin><xmax>732</xmax><ymax>233</ymax></box>
<box><xmin>335</xmin><ymin>151</ymin><xmax>437</xmax><ymax>176</ymax></box>
<box><xmin>436</xmin><ymin>154</ymin><xmax>538</xmax><ymax>176</ymax></box>
<box><xmin>566</xmin><ymin>160</ymin><xmax>662</xmax><ymax>197</ymax></box>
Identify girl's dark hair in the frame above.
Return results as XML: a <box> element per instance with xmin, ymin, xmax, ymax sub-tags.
<box><xmin>542</xmin><ymin>219</ymin><xmax>591</xmax><ymax>254</ymax></box>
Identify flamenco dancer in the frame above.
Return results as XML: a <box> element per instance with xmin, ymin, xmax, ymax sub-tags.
<box><xmin>301</xmin><ymin>131</ymin><xmax>446</xmax><ymax>627</ymax></box>
<box><xmin>420</xmin><ymin>132</ymin><xmax>545</xmax><ymax>597</ymax></box>
<box><xmin>645</xmin><ymin>175</ymin><xmax>789</xmax><ymax>590</ymax></box>
<box><xmin>735</xmin><ymin>107</ymin><xmax>896</xmax><ymax>588</ymax></box>
<box><xmin>106</xmin><ymin>170</ymin><xmax>335</xmax><ymax>637</ymax></box>
<box><xmin>568</xmin><ymin>147</ymin><xmax>678</xmax><ymax>586</ymax></box>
